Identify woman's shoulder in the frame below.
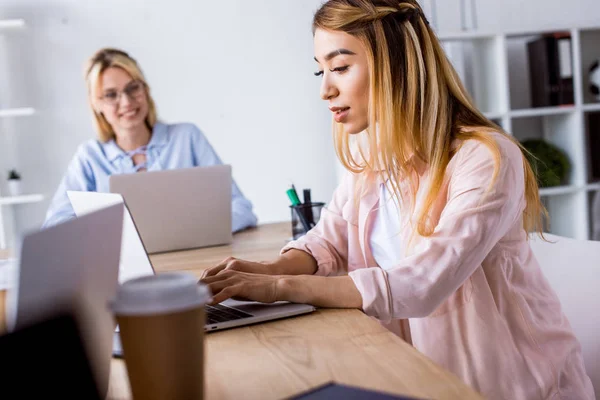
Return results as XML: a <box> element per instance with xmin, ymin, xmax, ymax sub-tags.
<box><xmin>453</xmin><ymin>130</ymin><xmax>522</xmax><ymax>166</ymax></box>
<box><xmin>161</xmin><ymin>122</ymin><xmax>207</xmax><ymax>141</ymax></box>
<box><xmin>74</xmin><ymin>138</ymin><xmax>107</xmax><ymax>161</ymax></box>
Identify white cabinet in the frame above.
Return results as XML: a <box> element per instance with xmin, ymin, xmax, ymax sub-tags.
<box><xmin>0</xmin><ymin>19</ymin><xmax>44</xmax><ymax>248</ymax></box>
<box><xmin>440</xmin><ymin>26</ymin><xmax>600</xmax><ymax>239</ymax></box>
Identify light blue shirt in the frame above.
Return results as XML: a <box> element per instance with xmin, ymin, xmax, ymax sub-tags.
<box><xmin>43</xmin><ymin>122</ymin><xmax>258</xmax><ymax>232</ymax></box>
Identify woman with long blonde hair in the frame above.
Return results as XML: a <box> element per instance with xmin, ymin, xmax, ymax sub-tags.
<box><xmin>201</xmin><ymin>1</ymin><xmax>594</xmax><ymax>398</ymax></box>
<box><xmin>43</xmin><ymin>48</ymin><xmax>257</xmax><ymax>232</ymax></box>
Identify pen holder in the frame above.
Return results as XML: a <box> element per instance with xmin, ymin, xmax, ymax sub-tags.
<box><xmin>290</xmin><ymin>202</ymin><xmax>325</xmax><ymax>240</ymax></box>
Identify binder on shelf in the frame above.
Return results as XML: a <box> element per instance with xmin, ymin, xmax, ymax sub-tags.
<box><xmin>527</xmin><ymin>32</ymin><xmax>574</xmax><ymax>108</ymax></box>
<box><xmin>586</xmin><ymin>112</ymin><xmax>600</xmax><ymax>183</ymax></box>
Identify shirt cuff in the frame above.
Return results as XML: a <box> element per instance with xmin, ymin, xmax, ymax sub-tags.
<box><xmin>348</xmin><ymin>267</ymin><xmax>393</xmax><ymax>321</ymax></box>
<box><xmin>280</xmin><ymin>233</ymin><xmax>336</xmax><ymax>276</ymax></box>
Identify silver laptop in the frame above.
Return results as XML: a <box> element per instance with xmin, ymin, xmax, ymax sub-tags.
<box><xmin>66</xmin><ymin>191</ymin><xmax>315</xmax><ymax>355</ymax></box>
<box><xmin>67</xmin><ymin>191</ymin><xmax>156</xmax><ymax>284</ymax></box>
<box><xmin>11</xmin><ymin>204</ymin><xmax>124</xmax><ymax>398</ymax></box>
<box><xmin>109</xmin><ymin>165</ymin><xmax>233</xmax><ymax>254</ymax></box>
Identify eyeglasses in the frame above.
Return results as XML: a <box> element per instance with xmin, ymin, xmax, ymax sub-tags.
<box><xmin>98</xmin><ymin>80</ymin><xmax>145</xmax><ymax>106</ymax></box>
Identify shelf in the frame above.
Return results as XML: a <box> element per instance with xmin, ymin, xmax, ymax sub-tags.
<box><xmin>438</xmin><ymin>31</ymin><xmax>499</xmax><ymax>41</ymax></box>
<box><xmin>484</xmin><ymin>111</ymin><xmax>505</xmax><ymax>120</ymax></box>
<box><xmin>0</xmin><ymin>108</ymin><xmax>35</xmax><ymax>118</ymax></box>
<box><xmin>0</xmin><ymin>19</ymin><xmax>25</xmax><ymax>30</ymax></box>
<box><xmin>539</xmin><ymin>185</ymin><xmax>581</xmax><ymax>196</ymax></box>
<box><xmin>538</xmin><ymin>184</ymin><xmax>600</xmax><ymax>196</ymax></box>
<box><xmin>0</xmin><ymin>194</ymin><xmax>44</xmax><ymax>206</ymax></box>
<box><xmin>438</xmin><ymin>26</ymin><xmax>600</xmax><ymax>43</ymax></box>
<box><xmin>510</xmin><ymin>106</ymin><xmax>576</xmax><ymax>118</ymax></box>
<box><xmin>585</xmin><ymin>183</ymin><xmax>600</xmax><ymax>192</ymax></box>
<box><xmin>582</xmin><ymin>103</ymin><xmax>600</xmax><ymax>112</ymax></box>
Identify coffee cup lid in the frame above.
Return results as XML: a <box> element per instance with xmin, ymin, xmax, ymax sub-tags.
<box><xmin>111</xmin><ymin>272</ymin><xmax>212</xmax><ymax>316</ymax></box>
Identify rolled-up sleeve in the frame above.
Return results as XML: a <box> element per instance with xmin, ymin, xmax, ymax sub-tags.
<box><xmin>43</xmin><ymin>146</ymin><xmax>96</xmax><ymax>228</ymax></box>
<box><xmin>280</xmin><ymin>173</ymin><xmax>351</xmax><ymax>276</ymax></box>
<box><xmin>349</xmin><ymin>138</ymin><xmax>526</xmax><ymax>321</ymax></box>
<box><xmin>191</xmin><ymin>126</ymin><xmax>257</xmax><ymax>232</ymax></box>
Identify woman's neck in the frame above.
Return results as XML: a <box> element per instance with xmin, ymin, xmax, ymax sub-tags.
<box><xmin>114</xmin><ymin>124</ymin><xmax>152</xmax><ymax>152</ymax></box>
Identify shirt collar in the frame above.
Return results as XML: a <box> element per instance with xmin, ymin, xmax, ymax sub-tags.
<box><xmin>101</xmin><ymin>122</ymin><xmax>168</xmax><ymax>162</ymax></box>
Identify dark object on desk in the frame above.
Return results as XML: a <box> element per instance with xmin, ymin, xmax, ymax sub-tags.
<box><xmin>0</xmin><ymin>312</ymin><xmax>102</xmax><ymax>399</ymax></box>
<box><xmin>287</xmin><ymin>185</ymin><xmax>312</xmax><ymax>233</ymax></box>
<box><xmin>290</xmin><ymin>202</ymin><xmax>325</xmax><ymax>240</ymax></box>
<box><xmin>521</xmin><ymin>138</ymin><xmax>570</xmax><ymax>187</ymax></box>
<box><xmin>586</xmin><ymin>112</ymin><xmax>600</xmax><ymax>182</ymax></box>
<box><xmin>303</xmin><ymin>189</ymin><xmax>315</xmax><ymax>227</ymax></box>
<box><xmin>527</xmin><ymin>32</ymin><xmax>574</xmax><ymax>108</ymax></box>
<box><xmin>287</xmin><ymin>382</ymin><xmax>425</xmax><ymax>399</ymax></box>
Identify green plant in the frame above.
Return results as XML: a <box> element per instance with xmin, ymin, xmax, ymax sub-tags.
<box><xmin>521</xmin><ymin>139</ymin><xmax>570</xmax><ymax>187</ymax></box>
<box><xmin>8</xmin><ymin>169</ymin><xmax>21</xmax><ymax>180</ymax></box>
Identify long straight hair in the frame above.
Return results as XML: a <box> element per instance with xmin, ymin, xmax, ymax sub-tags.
<box><xmin>85</xmin><ymin>48</ymin><xmax>158</xmax><ymax>142</ymax></box>
<box><xmin>313</xmin><ymin>0</ymin><xmax>546</xmax><ymax>237</ymax></box>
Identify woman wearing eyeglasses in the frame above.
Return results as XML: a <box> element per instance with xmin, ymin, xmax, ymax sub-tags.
<box><xmin>43</xmin><ymin>48</ymin><xmax>257</xmax><ymax>231</ymax></box>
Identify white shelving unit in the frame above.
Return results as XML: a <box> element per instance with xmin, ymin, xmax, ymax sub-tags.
<box><xmin>0</xmin><ymin>107</ymin><xmax>35</xmax><ymax>118</ymax></box>
<box><xmin>0</xmin><ymin>194</ymin><xmax>44</xmax><ymax>206</ymax></box>
<box><xmin>0</xmin><ymin>19</ymin><xmax>44</xmax><ymax>248</ymax></box>
<box><xmin>440</xmin><ymin>26</ymin><xmax>600</xmax><ymax>240</ymax></box>
<box><xmin>0</xmin><ymin>19</ymin><xmax>25</xmax><ymax>30</ymax></box>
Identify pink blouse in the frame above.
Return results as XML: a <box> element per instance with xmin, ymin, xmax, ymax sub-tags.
<box><xmin>281</xmin><ymin>133</ymin><xmax>594</xmax><ymax>399</ymax></box>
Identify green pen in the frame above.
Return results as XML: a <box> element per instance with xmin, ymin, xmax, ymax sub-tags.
<box><xmin>286</xmin><ymin>187</ymin><xmax>301</xmax><ymax>206</ymax></box>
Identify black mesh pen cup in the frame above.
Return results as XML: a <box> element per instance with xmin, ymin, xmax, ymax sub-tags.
<box><xmin>290</xmin><ymin>202</ymin><xmax>325</xmax><ymax>240</ymax></box>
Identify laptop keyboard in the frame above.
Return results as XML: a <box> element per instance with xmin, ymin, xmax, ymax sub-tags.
<box><xmin>206</xmin><ymin>304</ymin><xmax>254</xmax><ymax>325</ymax></box>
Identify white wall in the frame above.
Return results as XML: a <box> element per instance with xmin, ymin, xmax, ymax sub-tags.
<box><xmin>0</xmin><ymin>0</ymin><xmax>336</xmax><ymax>243</ymax></box>
<box><xmin>1</xmin><ymin>0</ymin><xmax>599</xmax><ymax>244</ymax></box>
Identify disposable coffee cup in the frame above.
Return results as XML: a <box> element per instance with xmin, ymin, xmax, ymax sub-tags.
<box><xmin>112</xmin><ymin>272</ymin><xmax>211</xmax><ymax>400</ymax></box>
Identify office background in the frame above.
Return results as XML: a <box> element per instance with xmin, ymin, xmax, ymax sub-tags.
<box><xmin>0</xmin><ymin>0</ymin><xmax>599</xmax><ymax>245</ymax></box>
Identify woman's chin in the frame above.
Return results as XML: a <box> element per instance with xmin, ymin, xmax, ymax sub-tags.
<box><xmin>118</xmin><ymin>117</ymin><xmax>146</xmax><ymax>130</ymax></box>
<box><xmin>342</xmin><ymin>121</ymin><xmax>368</xmax><ymax>135</ymax></box>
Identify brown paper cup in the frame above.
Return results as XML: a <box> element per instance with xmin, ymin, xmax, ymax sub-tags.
<box><xmin>112</xmin><ymin>272</ymin><xmax>211</xmax><ymax>400</ymax></box>
<box><xmin>0</xmin><ymin>289</ymin><xmax>7</xmax><ymax>335</ymax></box>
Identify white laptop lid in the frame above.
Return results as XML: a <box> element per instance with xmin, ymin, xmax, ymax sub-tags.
<box><xmin>13</xmin><ymin>204</ymin><xmax>124</xmax><ymax>398</ymax></box>
<box><xmin>67</xmin><ymin>191</ymin><xmax>155</xmax><ymax>283</ymax></box>
<box><xmin>108</xmin><ymin>165</ymin><xmax>233</xmax><ymax>254</ymax></box>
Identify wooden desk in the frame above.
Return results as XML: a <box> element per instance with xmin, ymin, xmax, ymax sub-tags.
<box><xmin>108</xmin><ymin>223</ymin><xmax>482</xmax><ymax>400</ymax></box>
<box><xmin>1</xmin><ymin>223</ymin><xmax>482</xmax><ymax>400</ymax></box>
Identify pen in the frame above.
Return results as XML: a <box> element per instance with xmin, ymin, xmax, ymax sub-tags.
<box><xmin>286</xmin><ymin>186</ymin><xmax>301</xmax><ymax>206</ymax></box>
<box><xmin>286</xmin><ymin>185</ymin><xmax>312</xmax><ymax>233</ymax></box>
<box><xmin>303</xmin><ymin>188</ymin><xmax>315</xmax><ymax>227</ymax></box>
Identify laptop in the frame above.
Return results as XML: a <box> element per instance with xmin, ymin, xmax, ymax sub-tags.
<box><xmin>10</xmin><ymin>204</ymin><xmax>124</xmax><ymax>399</ymax></box>
<box><xmin>66</xmin><ymin>191</ymin><xmax>316</xmax><ymax>355</ymax></box>
<box><xmin>109</xmin><ymin>165</ymin><xmax>233</xmax><ymax>254</ymax></box>
<box><xmin>67</xmin><ymin>191</ymin><xmax>156</xmax><ymax>284</ymax></box>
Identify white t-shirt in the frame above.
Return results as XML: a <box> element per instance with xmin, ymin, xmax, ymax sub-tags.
<box><xmin>369</xmin><ymin>183</ymin><xmax>403</xmax><ymax>270</ymax></box>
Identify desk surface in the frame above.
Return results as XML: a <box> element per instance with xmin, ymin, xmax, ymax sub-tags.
<box><xmin>109</xmin><ymin>223</ymin><xmax>482</xmax><ymax>400</ymax></box>
<box><xmin>1</xmin><ymin>223</ymin><xmax>483</xmax><ymax>400</ymax></box>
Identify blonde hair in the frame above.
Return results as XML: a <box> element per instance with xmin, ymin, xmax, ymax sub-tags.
<box><xmin>313</xmin><ymin>0</ymin><xmax>546</xmax><ymax>237</ymax></box>
<box><xmin>84</xmin><ymin>48</ymin><xmax>158</xmax><ymax>142</ymax></box>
